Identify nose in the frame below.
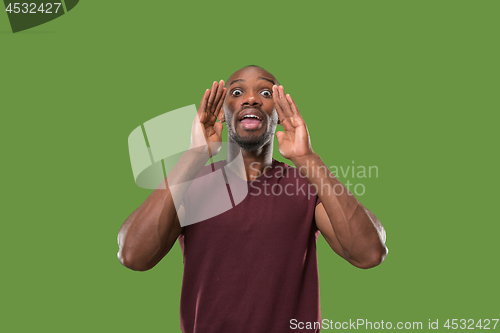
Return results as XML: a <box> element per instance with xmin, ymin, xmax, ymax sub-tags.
<box><xmin>241</xmin><ymin>91</ymin><xmax>262</xmax><ymax>108</ymax></box>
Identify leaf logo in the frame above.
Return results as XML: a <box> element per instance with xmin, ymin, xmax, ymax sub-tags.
<box><xmin>3</xmin><ymin>0</ymin><xmax>78</xmax><ymax>33</ymax></box>
<box><xmin>128</xmin><ymin>105</ymin><xmax>249</xmax><ymax>227</ymax></box>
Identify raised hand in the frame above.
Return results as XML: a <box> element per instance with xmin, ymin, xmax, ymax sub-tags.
<box><xmin>272</xmin><ymin>85</ymin><xmax>314</xmax><ymax>162</ymax></box>
<box><xmin>190</xmin><ymin>80</ymin><xmax>226</xmax><ymax>156</ymax></box>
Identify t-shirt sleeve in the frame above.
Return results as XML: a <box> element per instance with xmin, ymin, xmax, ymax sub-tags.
<box><xmin>313</xmin><ymin>194</ymin><xmax>322</xmax><ymax>236</ymax></box>
<box><xmin>315</xmin><ymin>194</ymin><xmax>322</xmax><ymax>207</ymax></box>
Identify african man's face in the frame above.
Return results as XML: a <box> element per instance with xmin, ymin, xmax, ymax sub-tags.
<box><xmin>223</xmin><ymin>67</ymin><xmax>279</xmax><ymax>152</ymax></box>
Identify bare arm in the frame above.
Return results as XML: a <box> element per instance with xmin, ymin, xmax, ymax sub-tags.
<box><xmin>117</xmin><ymin>81</ymin><xmax>226</xmax><ymax>271</ymax></box>
<box><xmin>117</xmin><ymin>152</ymin><xmax>207</xmax><ymax>271</ymax></box>
<box><xmin>272</xmin><ymin>85</ymin><xmax>387</xmax><ymax>269</ymax></box>
<box><xmin>300</xmin><ymin>156</ymin><xmax>387</xmax><ymax>269</ymax></box>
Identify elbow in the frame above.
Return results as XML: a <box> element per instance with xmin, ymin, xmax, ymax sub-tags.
<box><xmin>117</xmin><ymin>248</ymin><xmax>154</xmax><ymax>272</ymax></box>
<box><xmin>352</xmin><ymin>244</ymin><xmax>388</xmax><ymax>270</ymax></box>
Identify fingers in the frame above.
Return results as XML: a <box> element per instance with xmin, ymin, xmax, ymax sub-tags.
<box><xmin>273</xmin><ymin>85</ymin><xmax>305</xmax><ymax>131</ymax></box>
<box><xmin>276</xmin><ymin>131</ymin><xmax>285</xmax><ymax>144</ymax></box>
<box><xmin>273</xmin><ymin>85</ymin><xmax>297</xmax><ymax>129</ymax></box>
<box><xmin>198</xmin><ymin>89</ymin><xmax>210</xmax><ymax>122</ymax></box>
<box><xmin>212</xmin><ymin>80</ymin><xmax>225</xmax><ymax>115</ymax></box>
<box><xmin>206</xmin><ymin>81</ymin><xmax>218</xmax><ymax>115</ymax></box>
<box><xmin>278</xmin><ymin>85</ymin><xmax>296</xmax><ymax>116</ymax></box>
<box><xmin>206</xmin><ymin>80</ymin><xmax>226</xmax><ymax>115</ymax></box>
<box><xmin>272</xmin><ymin>85</ymin><xmax>286</xmax><ymax>124</ymax></box>
<box><xmin>199</xmin><ymin>89</ymin><xmax>210</xmax><ymax>113</ymax></box>
<box><xmin>217</xmin><ymin>107</ymin><xmax>226</xmax><ymax>123</ymax></box>
<box><xmin>285</xmin><ymin>93</ymin><xmax>300</xmax><ymax>116</ymax></box>
<box><xmin>198</xmin><ymin>80</ymin><xmax>226</xmax><ymax>124</ymax></box>
<box><xmin>215</xmin><ymin>86</ymin><xmax>227</xmax><ymax>121</ymax></box>
<box><xmin>274</xmin><ymin>85</ymin><xmax>295</xmax><ymax>116</ymax></box>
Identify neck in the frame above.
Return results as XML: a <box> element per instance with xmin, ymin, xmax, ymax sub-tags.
<box><xmin>227</xmin><ymin>136</ymin><xmax>274</xmax><ymax>181</ymax></box>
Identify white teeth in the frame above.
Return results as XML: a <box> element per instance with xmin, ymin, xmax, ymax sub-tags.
<box><xmin>243</xmin><ymin>115</ymin><xmax>260</xmax><ymax>120</ymax></box>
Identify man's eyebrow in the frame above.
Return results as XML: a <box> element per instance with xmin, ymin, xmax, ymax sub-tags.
<box><xmin>258</xmin><ymin>77</ymin><xmax>276</xmax><ymax>85</ymax></box>
<box><xmin>229</xmin><ymin>79</ymin><xmax>244</xmax><ymax>86</ymax></box>
<box><xmin>228</xmin><ymin>77</ymin><xmax>276</xmax><ymax>86</ymax></box>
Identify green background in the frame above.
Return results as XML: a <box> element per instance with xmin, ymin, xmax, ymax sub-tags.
<box><xmin>1</xmin><ymin>1</ymin><xmax>498</xmax><ymax>331</ymax></box>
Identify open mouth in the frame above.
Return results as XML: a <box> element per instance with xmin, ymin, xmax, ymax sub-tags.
<box><xmin>238</xmin><ymin>109</ymin><xmax>264</xmax><ymax>130</ymax></box>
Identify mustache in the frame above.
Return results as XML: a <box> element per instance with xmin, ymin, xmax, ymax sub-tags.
<box><xmin>239</xmin><ymin>106</ymin><xmax>263</xmax><ymax>113</ymax></box>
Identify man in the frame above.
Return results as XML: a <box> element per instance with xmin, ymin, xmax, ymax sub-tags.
<box><xmin>117</xmin><ymin>65</ymin><xmax>388</xmax><ymax>332</ymax></box>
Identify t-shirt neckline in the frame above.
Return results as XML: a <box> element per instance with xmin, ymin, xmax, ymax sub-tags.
<box><xmin>220</xmin><ymin>158</ymin><xmax>281</xmax><ymax>183</ymax></box>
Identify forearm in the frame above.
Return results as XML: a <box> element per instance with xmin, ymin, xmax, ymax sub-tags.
<box><xmin>293</xmin><ymin>153</ymin><xmax>387</xmax><ymax>267</ymax></box>
<box><xmin>117</xmin><ymin>150</ymin><xmax>210</xmax><ymax>271</ymax></box>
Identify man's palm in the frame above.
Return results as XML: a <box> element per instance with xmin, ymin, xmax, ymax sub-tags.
<box><xmin>273</xmin><ymin>85</ymin><xmax>314</xmax><ymax>161</ymax></box>
<box><xmin>190</xmin><ymin>81</ymin><xmax>226</xmax><ymax>156</ymax></box>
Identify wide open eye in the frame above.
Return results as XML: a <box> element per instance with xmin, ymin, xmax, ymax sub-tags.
<box><xmin>232</xmin><ymin>89</ymin><xmax>243</xmax><ymax>97</ymax></box>
<box><xmin>260</xmin><ymin>90</ymin><xmax>272</xmax><ymax>97</ymax></box>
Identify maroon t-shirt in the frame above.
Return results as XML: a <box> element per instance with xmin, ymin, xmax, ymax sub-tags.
<box><xmin>178</xmin><ymin>159</ymin><xmax>322</xmax><ymax>332</ymax></box>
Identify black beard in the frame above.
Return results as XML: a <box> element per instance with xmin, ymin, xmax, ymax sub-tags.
<box><xmin>226</xmin><ymin>114</ymin><xmax>278</xmax><ymax>152</ymax></box>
